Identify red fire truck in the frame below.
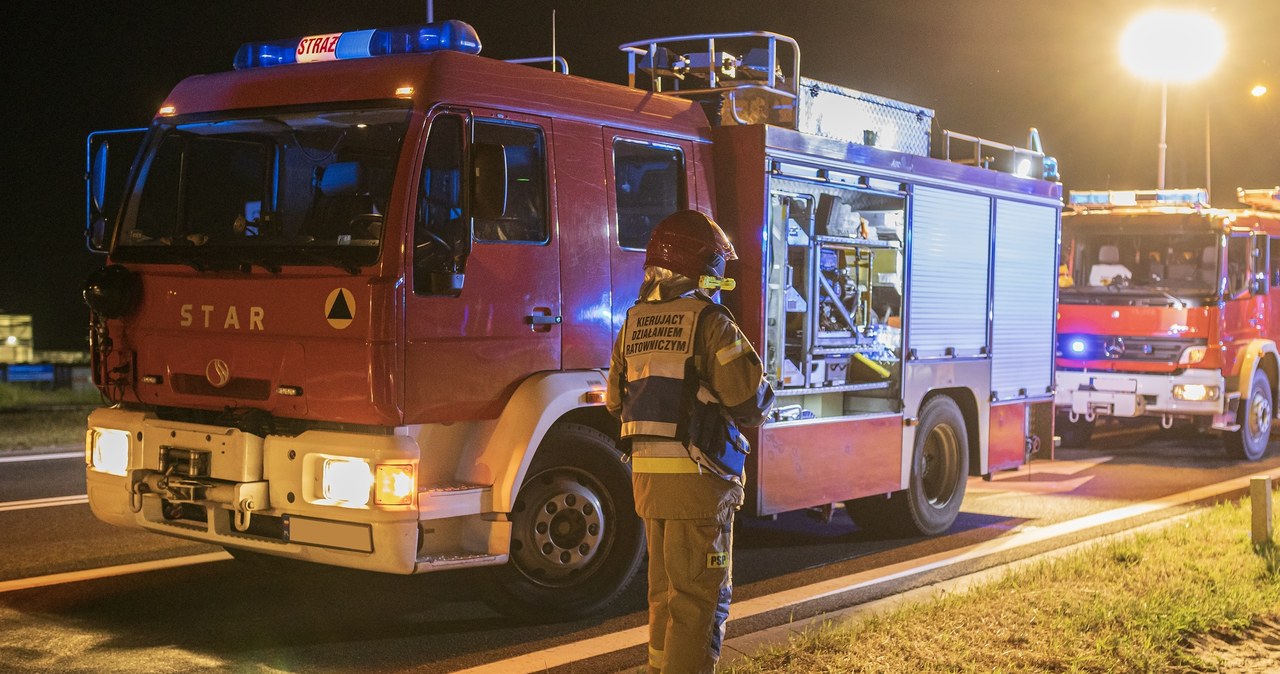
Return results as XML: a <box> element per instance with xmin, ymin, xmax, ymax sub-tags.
<box><xmin>1056</xmin><ymin>187</ymin><xmax>1280</xmax><ymax>460</ymax></box>
<box><xmin>82</xmin><ymin>20</ymin><xmax>1062</xmax><ymax>619</ymax></box>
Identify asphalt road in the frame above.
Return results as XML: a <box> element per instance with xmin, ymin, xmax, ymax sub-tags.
<box><xmin>1</xmin><ymin>422</ymin><xmax>1277</xmax><ymax>673</ymax></box>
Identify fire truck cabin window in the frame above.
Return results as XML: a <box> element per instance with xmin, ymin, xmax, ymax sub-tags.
<box><xmin>1227</xmin><ymin>234</ymin><xmax>1253</xmax><ymax>297</ymax></box>
<box><xmin>118</xmin><ymin>105</ymin><xmax>410</xmax><ymax>269</ymax></box>
<box><xmin>473</xmin><ymin>121</ymin><xmax>548</xmax><ymax>243</ymax></box>
<box><xmin>613</xmin><ymin>140</ymin><xmax>686</xmax><ymax>250</ymax></box>
<box><xmin>1060</xmin><ymin>231</ymin><xmax>1219</xmax><ymax>298</ymax></box>
<box><xmin>414</xmin><ymin>114</ymin><xmax>465</xmax><ymax>295</ymax></box>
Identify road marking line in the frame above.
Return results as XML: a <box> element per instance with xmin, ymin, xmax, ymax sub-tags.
<box><xmin>0</xmin><ymin>495</ymin><xmax>89</xmax><ymax>512</ymax></box>
<box><xmin>0</xmin><ymin>552</ymin><xmax>231</xmax><ymax>594</ymax></box>
<box><xmin>0</xmin><ymin>451</ymin><xmax>82</xmax><ymax>464</ymax></box>
<box><xmin>450</xmin><ymin>467</ymin><xmax>1277</xmax><ymax>674</ymax></box>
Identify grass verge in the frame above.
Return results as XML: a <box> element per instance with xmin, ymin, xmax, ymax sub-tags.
<box><xmin>728</xmin><ymin>498</ymin><xmax>1280</xmax><ymax>673</ymax></box>
<box><xmin>0</xmin><ymin>382</ymin><xmax>100</xmax><ymax>451</ymax></box>
<box><xmin>0</xmin><ymin>408</ymin><xmax>95</xmax><ymax>451</ymax></box>
<box><xmin>0</xmin><ymin>382</ymin><xmax>101</xmax><ymax>409</ymax></box>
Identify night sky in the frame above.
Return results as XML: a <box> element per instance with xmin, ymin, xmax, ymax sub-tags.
<box><xmin>6</xmin><ymin>0</ymin><xmax>1277</xmax><ymax>351</ymax></box>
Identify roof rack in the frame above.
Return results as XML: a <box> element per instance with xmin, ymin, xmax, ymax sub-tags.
<box><xmin>1237</xmin><ymin>187</ymin><xmax>1280</xmax><ymax>212</ymax></box>
<box><xmin>943</xmin><ymin>128</ymin><xmax>1055</xmax><ymax>181</ymax></box>
<box><xmin>619</xmin><ymin>31</ymin><xmax>800</xmax><ymax>105</ymax></box>
<box><xmin>619</xmin><ymin>30</ymin><xmax>1053</xmax><ymax>177</ymax></box>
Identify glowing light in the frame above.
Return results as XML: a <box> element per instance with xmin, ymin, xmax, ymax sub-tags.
<box><xmin>1252</xmin><ymin>84</ymin><xmax>1269</xmax><ymax>97</ymax></box>
<box><xmin>1179</xmin><ymin>345</ymin><xmax>1208</xmax><ymax>365</ymax></box>
<box><xmin>323</xmin><ymin>458</ymin><xmax>373</xmax><ymax>506</ymax></box>
<box><xmin>1173</xmin><ymin>384</ymin><xmax>1219</xmax><ymax>401</ymax></box>
<box><xmin>233</xmin><ymin>21</ymin><xmax>482</xmax><ymax>70</ymax></box>
<box><xmin>1120</xmin><ymin>10</ymin><xmax>1225</xmax><ymax>83</ymax></box>
<box><xmin>89</xmin><ymin>428</ymin><xmax>130</xmax><ymax>476</ymax></box>
<box><xmin>158</xmin><ymin>105</ymin><xmax>177</xmax><ymax>116</ymax></box>
<box><xmin>375</xmin><ymin>464</ymin><xmax>415</xmax><ymax>505</ymax></box>
<box><xmin>395</xmin><ymin>86</ymin><xmax>415</xmax><ymax>98</ymax></box>
<box><xmin>1069</xmin><ymin>339</ymin><xmax>1088</xmax><ymax>354</ymax></box>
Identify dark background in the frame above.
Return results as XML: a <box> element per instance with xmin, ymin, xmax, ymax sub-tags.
<box><xmin>6</xmin><ymin>0</ymin><xmax>1277</xmax><ymax>351</ymax></box>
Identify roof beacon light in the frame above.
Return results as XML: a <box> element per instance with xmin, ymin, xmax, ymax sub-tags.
<box><xmin>233</xmin><ymin>20</ymin><xmax>481</xmax><ymax>70</ymax></box>
<box><xmin>1068</xmin><ymin>188</ymin><xmax>1210</xmax><ymax>210</ymax></box>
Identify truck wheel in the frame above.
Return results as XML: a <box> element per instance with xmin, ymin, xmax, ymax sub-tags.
<box><xmin>845</xmin><ymin>396</ymin><xmax>969</xmax><ymax>537</ymax></box>
<box><xmin>482</xmin><ymin>423</ymin><xmax>644</xmax><ymax>621</ymax></box>
<box><xmin>1224</xmin><ymin>369</ymin><xmax>1273</xmax><ymax>461</ymax></box>
<box><xmin>1055</xmin><ymin>412</ymin><xmax>1094</xmax><ymax>448</ymax></box>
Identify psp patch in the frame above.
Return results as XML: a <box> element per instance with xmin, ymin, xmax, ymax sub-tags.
<box><xmin>707</xmin><ymin>551</ymin><xmax>729</xmax><ymax>569</ymax></box>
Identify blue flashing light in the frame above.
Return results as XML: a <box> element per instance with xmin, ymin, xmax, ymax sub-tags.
<box><xmin>1068</xmin><ymin>188</ymin><xmax>1209</xmax><ymax>210</ymax></box>
<box><xmin>233</xmin><ymin>20</ymin><xmax>482</xmax><ymax>70</ymax></box>
<box><xmin>1069</xmin><ymin>338</ymin><xmax>1087</xmax><ymax>355</ymax></box>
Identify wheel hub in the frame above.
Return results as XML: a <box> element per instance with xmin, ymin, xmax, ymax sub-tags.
<box><xmin>511</xmin><ymin>472</ymin><xmax>607</xmax><ymax>583</ymax></box>
<box><xmin>1248</xmin><ymin>394</ymin><xmax>1271</xmax><ymax>438</ymax></box>
<box><xmin>920</xmin><ymin>425</ymin><xmax>960</xmax><ymax>508</ymax></box>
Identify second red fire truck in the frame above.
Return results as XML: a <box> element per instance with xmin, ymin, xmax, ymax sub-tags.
<box><xmin>1056</xmin><ymin>187</ymin><xmax>1280</xmax><ymax>460</ymax></box>
<box><xmin>82</xmin><ymin>20</ymin><xmax>1062</xmax><ymax>618</ymax></box>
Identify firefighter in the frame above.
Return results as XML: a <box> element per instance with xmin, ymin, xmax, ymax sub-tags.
<box><xmin>606</xmin><ymin>210</ymin><xmax>775</xmax><ymax>673</ymax></box>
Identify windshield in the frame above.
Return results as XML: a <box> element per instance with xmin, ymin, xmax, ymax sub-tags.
<box><xmin>113</xmin><ymin>103</ymin><xmax>411</xmax><ymax>271</ymax></box>
<box><xmin>1061</xmin><ymin>230</ymin><xmax>1219</xmax><ymax>301</ymax></box>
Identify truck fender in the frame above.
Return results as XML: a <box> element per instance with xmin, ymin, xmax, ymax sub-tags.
<box><xmin>1233</xmin><ymin>339</ymin><xmax>1280</xmax><ymax>401</ymax></box>
<box><xmin>457</xmin><ymin>370</ymin><xmax>610</xmax><ymax>513</ymax></box>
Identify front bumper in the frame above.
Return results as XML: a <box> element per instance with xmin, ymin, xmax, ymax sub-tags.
<box><xmin>85</xmin><ymin>407</ymin><xmax>507</xmax><ymax>574</ymax></box>
<box><xmin>1054</xmin><ymin>368</ymin><xmax>1227</xmax><ymax>420</ymax></box>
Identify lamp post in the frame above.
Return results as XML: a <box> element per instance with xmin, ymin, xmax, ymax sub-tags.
<box><xmin>1120</xmin><ymin>9</ymin><xmax>1225</xmax><ymax>190</ymax></box>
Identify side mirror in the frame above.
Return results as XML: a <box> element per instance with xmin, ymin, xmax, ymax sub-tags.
<box><xmin>471</xmin><ymin>142</ymin><xmax>508</xmax><ymax>220</ymax></box>
<box><xmin>85</xmin><ymin>128</ymin><xmax>146</xmax><ymax>253</ymax></box>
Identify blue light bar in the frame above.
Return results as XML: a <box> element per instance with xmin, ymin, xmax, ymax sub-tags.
<box><xmin>1068</xmin><ymin>188</ymin><xmax>1209</xmax><ymax>209</ymax></box>
<box><xmin>233</xmin><ymin>20</ymin><xmax>482</xmax><ymax>70</ymax></box>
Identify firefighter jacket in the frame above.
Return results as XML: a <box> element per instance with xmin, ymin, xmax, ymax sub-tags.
<box><xmin>607</xmin><ymin>293</ymin><xmax>774</xmax><ymax>497</ymax></box>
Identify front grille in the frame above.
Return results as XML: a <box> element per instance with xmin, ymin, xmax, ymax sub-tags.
<box><xmin>172</xmin><ymin>373</ymin><xmax>271</xmax><ymax>400</ymax></box>
<box><xmin>1058</xmin><ymin>335</ymin><xmax>1203</xmax><ymax>363</ymax></box>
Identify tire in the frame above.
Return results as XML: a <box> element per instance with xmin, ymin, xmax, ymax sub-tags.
<box><xmin>481</xmin><ymin>423</ymin><xmax>645</xmax><ymax>621</ymax></box>
<box><xmin>844</xmin><ymin>396</ymin><xmax>970</xmax><ymax>537</ymax></box>
<box><xmin>1223</xmin><ymin>368</ymin><xmax>1273</xmax><ymax>461</ymax></box>
<box><xmin>1055</xmin><ymin>412</ymin><xmax>1095</xmax><ymax>448</ymax></box>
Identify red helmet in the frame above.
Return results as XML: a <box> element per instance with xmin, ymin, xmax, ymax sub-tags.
<box><xmin>644</xmin><ymin>210</ymin><xmax>737</xmax><ymax>280</ymax></box>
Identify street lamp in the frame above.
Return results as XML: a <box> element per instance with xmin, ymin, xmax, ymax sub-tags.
<box><xmin>1120</xmin><ymin>9</ymin><xmax>1226</xmax><ymax>189</ymax></box>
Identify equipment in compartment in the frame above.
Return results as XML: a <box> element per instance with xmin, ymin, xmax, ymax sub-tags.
<box><xmin>769</xmin><ymin>182</ymin><xmax>904</xmax><ymax>400</ymax></box>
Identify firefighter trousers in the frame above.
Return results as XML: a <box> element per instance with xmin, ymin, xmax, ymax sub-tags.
<box><xmin>644</xmin><ymin>511</ymin><xmax>734</xmax><ymax>674</ymax></box>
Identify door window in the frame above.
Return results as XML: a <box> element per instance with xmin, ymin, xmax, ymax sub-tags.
<box><xmin>613</xmin><ymin>140</ymin><xmax>685</xmax><ymax>250</ymax></box>
<box><xmin>413</xmin><ymin>114</ymin><xmax>466</xmax><ymax>295</ymax></box>
<box><xmin>473</xmin><ymin>121</ymin><xmax>548</xmax><ymax>243</ymax></box>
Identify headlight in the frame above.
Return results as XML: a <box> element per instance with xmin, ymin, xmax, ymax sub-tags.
<box><xmin>375</xmin><ymin>464</ymin><xmax>416</xmax><ymax>505</ymax></box>
<box><xmin>1173</xmin><ymin>384</ymin><xmax>1219</xmax><ymax>401</ymax></box>
<box><xmin>322</xmin><ymin>458</ymin><xmax>373</xmax><ymax>506</ymax></box>
<box><xmin>88</xmin><ymin>428</ymin><xmax>130</xmax><ymax>476</ymax></box>
<box><xmin>1179</xmin><ymin>346</ymin><xmax>1207</xmax><ymax>365</ymax></box>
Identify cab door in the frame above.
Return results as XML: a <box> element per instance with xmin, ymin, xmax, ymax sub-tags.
<box><xmin>1221</xmin><ymin>232</ymin><xmax>1265</xmax><ymax>376</ymax></box>
<box><xmin>404</xmin><ymin>109</ymin><xmax>561</xmax><ymax>422</ymax></box>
